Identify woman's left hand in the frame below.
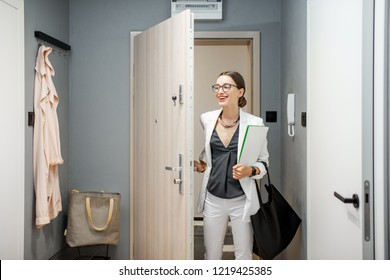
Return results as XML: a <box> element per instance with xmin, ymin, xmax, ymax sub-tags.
<box><xmin>232</xmin><ymin>164</ymin><xmax>252</xmax><ymax>180</ymax></box>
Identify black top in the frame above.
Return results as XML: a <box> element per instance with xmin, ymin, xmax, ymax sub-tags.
<box><xmin>206</xmin><ymin>126</ymin><xmax>244</xmax><ymax>198</ymax></box>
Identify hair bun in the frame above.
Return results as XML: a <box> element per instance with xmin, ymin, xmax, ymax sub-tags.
<box><xmin>238</xmin><ymin>96</ymin><xmax>247</xmax><ymax>108</ymax></box>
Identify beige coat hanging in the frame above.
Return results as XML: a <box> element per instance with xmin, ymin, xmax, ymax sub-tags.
<box><xmin>33</xmin><ymin>45</ymin><xmax>63</xmax><ymax>228</ymax></box>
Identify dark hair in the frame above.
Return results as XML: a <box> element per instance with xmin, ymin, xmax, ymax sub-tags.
<box><xmin>219</xmin><ymin>71</ymin><xmax>247</xmax><ymax>107</ymax></box>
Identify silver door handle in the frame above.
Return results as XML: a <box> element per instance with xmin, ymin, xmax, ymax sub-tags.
<box><xmin>165</xmin><ymin>166</ymin><xmax>182</xmax><ymax>172</ymax></box>
<box><xmin>164</xmin><ymin>154</ymin><xmax>183</xmax><ymax>195</ymax></box>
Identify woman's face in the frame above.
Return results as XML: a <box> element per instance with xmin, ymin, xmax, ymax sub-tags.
<box><xmin>214</xmin><ymin>75</ymin><xmax>244</xmax><ymax>108</ymax></box>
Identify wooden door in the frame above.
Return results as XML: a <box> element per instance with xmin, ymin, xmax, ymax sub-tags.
<box><xmin>130</xmin><ymin>10</ymin><xmax>194</xmax><ymax>259</ymax></box>
<box><xmin>307</xmin><ymin>0</ymin><xmax>374</xmax><ymax>259</ymax></box>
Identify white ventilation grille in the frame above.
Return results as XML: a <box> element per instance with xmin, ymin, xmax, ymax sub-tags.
<box><xmin>171</xmin><ymin>0</ymin><xmax>223</xmax><ymax>21</ymax></box>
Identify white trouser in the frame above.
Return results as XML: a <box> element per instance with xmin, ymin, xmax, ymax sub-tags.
<box><xmin>203</xmin><ymin>191</ymin><xmax>253</xmax><ymax>260</ymax></box>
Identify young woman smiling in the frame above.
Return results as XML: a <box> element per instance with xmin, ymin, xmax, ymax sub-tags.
<box><xmin>194</xmin><ymin>71</ymin><xmax>269</xmax><ymax>260</ymax></box>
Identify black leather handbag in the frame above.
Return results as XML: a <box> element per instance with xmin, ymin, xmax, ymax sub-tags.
<box><xmin>251</xmin><ymin>165</ymin><xmax>301</xmax><ymax>260</ymax></box>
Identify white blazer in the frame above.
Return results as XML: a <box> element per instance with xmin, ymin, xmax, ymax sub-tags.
<box><xmin>196</xmin><ymin>108</ymin><xmax>269</xmax><ymax>222</ymax></box>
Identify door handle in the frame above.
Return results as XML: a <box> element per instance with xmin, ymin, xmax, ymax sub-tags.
<box><xmin>165</xmin><ymin>154</ymin><xmax>183</xmax><ymax>195</ymax></box>
<box><xmin>334</xmin><ymin>192</ymin><xmax>359</xmax><ymax>208</ymax></box>
<box><xmin>165</xmin><ymin>166</ymin><xmax>182</xmax><ymax>172</ymax></box>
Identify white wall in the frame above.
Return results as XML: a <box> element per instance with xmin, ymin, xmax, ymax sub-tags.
<box><xmin>0</xmin><ymin>0</ymin><xmax>25</xmax><ymax>260</ymax></box>
<box><xmin>280</xmin><ymin>0</ymin><xmax>307</xmax><ymax>259</ymax></box>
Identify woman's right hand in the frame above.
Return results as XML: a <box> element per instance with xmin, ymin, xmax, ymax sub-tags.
<box><xmin>194</xmin><ymin>160</ymin><xmax>205</xmax><ymax>173</ymax></box>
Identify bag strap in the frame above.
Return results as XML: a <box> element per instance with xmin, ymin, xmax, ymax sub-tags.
<box><xmin>254</xmin><ymin>180</ymin><xmax>264</xmax><ymax>208</ymax></box>
<box><xmin>85</xmin><ymin>197</ymin><xmax>114</xmax><ymax>232</ymax></box>
<box><xmin>255</xmin><ymin>162</ymin><xmax>273</xmax><ymax>206</ymax></box>
<box><xmin>261</xmin><ymin>161</ymin><xmax>271</xmax><ymax>186</ymax></box>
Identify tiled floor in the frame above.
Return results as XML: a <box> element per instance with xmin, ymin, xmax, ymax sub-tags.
<box><xmin>50</xmin><ymin>244</ymin><xmax>110</xmax><ymax>260</ymax></box>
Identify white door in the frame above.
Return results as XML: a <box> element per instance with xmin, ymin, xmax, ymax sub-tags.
<box><xmin>307</xmin><ymin>0</ymin><xmax>374</xmax><ymax>259</ymax></box>
<box><xmin>130</xmin><ymin>10</ymin><xmax>194</xmax><ymax>259</ymax></box>
<box><xmin>0</xmin><ymin>0</ymin><xmax>25</xmax><ymax>260</ymax></box>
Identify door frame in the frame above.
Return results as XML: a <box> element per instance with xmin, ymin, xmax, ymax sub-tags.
<box><xmin>374</xmin><ymin>0</ymin><xmax>389</xmax><ymax>259</ymax></box>
<box><xmin>387</xmin><ymin>0</ymin><xmax>390</xmax><ymax>259</ymax></box>
<box><xmin>129</xmin><ymin>31</ymin><xmax>137</xmax><ymax>259</ymax></box>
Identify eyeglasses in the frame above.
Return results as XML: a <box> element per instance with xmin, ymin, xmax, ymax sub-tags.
<box><xmin>211</xmin><ymin>83</ymin><xmax>238</xmax><ymax>93</ymax></box>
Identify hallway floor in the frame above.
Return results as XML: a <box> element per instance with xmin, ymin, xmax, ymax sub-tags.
<box><xmin>51</xmin><ymin>220</ymin><xmax>236</xmax><ymax>260</ymax></box>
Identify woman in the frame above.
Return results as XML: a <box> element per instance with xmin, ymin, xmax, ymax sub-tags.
<box><xmin>194</xmin><ymin>71</ymin><xmax>269</xmax><ymax>260</ymax></box>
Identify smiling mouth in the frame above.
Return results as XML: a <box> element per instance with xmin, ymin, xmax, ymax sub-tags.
<box><xmin>218</xmin><ymin>95</ymin><xmax>228</xmax><ymax>102</ymax></box>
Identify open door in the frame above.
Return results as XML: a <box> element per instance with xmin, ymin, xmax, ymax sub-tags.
<box><xmin>130</xmin><ymin>10</ymin><xmax>194</xmax><ymax>259</ymax></box>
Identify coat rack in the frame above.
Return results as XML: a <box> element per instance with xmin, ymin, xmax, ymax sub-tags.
<box><xmin>34</xmin><ymin>31</ymin><xmax>71</xmax><ymax>51</ymax></box>
<box><xmin>29</xmin><ymin>31</ymin><xmax>71</xmax><ymax>127</ymax></box>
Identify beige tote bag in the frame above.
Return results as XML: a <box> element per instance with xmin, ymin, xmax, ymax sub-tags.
<box><xmin>66</xmin><ymin>190</ymin><xmax>120</xmax><ymax>247</ymax></box>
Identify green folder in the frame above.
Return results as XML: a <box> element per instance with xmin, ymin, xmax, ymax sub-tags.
<box><xmin>239</xmin><ymin>125</ymin><xmax>269</xmax><ymax>164</ymax></box>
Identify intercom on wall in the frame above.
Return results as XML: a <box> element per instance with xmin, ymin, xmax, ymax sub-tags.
<box><xmin>287</xmin><ymin>93</ymin><xmax>295</xmax><ymax>137</ymax></box>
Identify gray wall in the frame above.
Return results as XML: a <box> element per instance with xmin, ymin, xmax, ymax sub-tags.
<box><xmin>21</xmin><ymin>0</ymin><xmax>311</xmax><ymax>261</ymax></box>
<box><xmin>69</xmin><ymin>0</ymin><xmax>282</xmax><ymax>259</ymax></box>
<box><xmin>24</xmin><ymin>0</ymin><xmax>70</xmax><ymax>259</ymax></box>
<box><xmin>280</xmin><ymin>0</ymin><xmax>307</xmax><ymax>259</ymax></box>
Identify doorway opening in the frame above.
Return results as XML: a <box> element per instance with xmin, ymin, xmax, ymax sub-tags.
<box><xmin>193</xmin><ymin>32</ymin><xmax>260</xmax><ymax>259</ymax></box>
